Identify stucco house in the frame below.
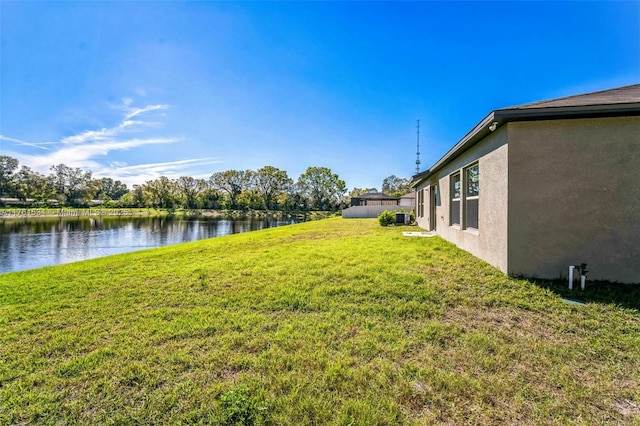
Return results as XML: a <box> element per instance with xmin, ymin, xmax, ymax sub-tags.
<box><xmin>411</xmin><ymin>84</ymin><xmax>640</xmax><ymax>284</ymax></box>
<box><xmin>350</xmin><ymin>192</ymin><xmax>399</xmax><ymax>207</ymax></box>
<box><xmin>399</xmin><ymin>192</ymin><xmax>415</xmax><ymax>208</ymax></box>
<box><xmin>343</xmin><ymin>192</ymin><xmax>415</xmax><ymax>219</ymax></box>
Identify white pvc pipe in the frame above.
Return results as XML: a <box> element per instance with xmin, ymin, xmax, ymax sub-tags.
<box><xmin>581</xmin><ymin>274</ymin><xmax>586</xmax><ymax>290</ymax></box>
<box><xmin>569</xmin><ymin>265</ymin><xmax>575</xmax><ymax>290</ymax></box>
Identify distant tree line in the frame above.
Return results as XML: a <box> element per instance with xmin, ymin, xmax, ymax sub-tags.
<box><xmin>0</xmin><ymin>156</ymin><xmax>345</xmax><ymax>211</ymax></box>
<box><xmin>0</xmin><ymin>155</ymin><xmax>412</xmax><ymax>211</ymax></box>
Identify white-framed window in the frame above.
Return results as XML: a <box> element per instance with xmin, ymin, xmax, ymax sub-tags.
<box><xmin>464</xmin><ymin>163</ymin><xmax>479</xmax><ymax>229</ymax></box>
<box><xmin>450</xmin><ymin>172</ymin><xmax>461</xmax><ymax>225</ymax></box>
<box><xmin>449</xmin><ymin>162</ymin><xmax>480</xmax><ymax>230</ymax></box>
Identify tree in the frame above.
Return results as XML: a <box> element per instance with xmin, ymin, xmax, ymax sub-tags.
<box><xmin>48</xmin><ymin>164</ymin><xmax>93</xmax><ymax>205</ymax></box>
<box><xmin>381</xmin><ymin>175</ymin><xmax>411</xmax><ymax>198</ymax></box>
<box><xmin>254</xmin><ymin>166</ymin><xmax>293</xmax><ymax>210</ymax></box>
<box><xmin>349</xmin><ymin>188</ymin><xmax>378</xmax><ymax>197</ymax></box>
<box><xmin>67</xmin><ymin>167</ymin><xmax>94</xmax><ymax>205</ymax></box>
<box><xmin>143</xmin><ymin>176</ymin><xmax>177</xmax><ymax>209</ymax></box>
<box><xmin>210</xmin><ymin>170</ymin><xmax>254</xmax><ymax>210</ymax></box>
<box><xmin>14</xmin><ymin>166</ymin><xmax>53</xmax><ymax>202</ymax></box>
<box><xmin>120</xmin><ymin>184</ymin><xmax>145</xmax><ymax>207</ymax></box>
<box><xmin>49</xmin><ymin>163</ymin><xmax>72</xmax><ymax>201</ymax></box>
<box><xmin>283</xmin><ymin>183</ymin><xmax>307</xmax><ymax>211</ymax></box>
<box><xmin>297</xmin><ymin>166</ymin><xmax>346</xmax><ymax>211</ymax></box>
<box><xmin>237</xmin><ymin>189</ymin><xmax>262</xmax><ymax>210</ymax></box>
<box><xmin>176</xmin><ymin>176</ymin><xmax>202</xmax><ymax>209</ymax></box>
<box><xmin>142</xmin><ymin>179</ymin><xmax>159</xmax><ymax>208</ymax></box>
<box><xmin>197</xmin><ymin>179</ymin><xmax>222</xmax><ymax>209</ymax></box>
<box><xmin>95</xmin><ymin>178</ymin><xmax>128</xmax><ymax>201</ymax></box>
<box><xmin>0</xmin><ymin>156</ymin><xmax>19</xmax><ymax>198</ymax></box>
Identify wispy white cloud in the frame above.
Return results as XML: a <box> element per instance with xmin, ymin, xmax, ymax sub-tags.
<box><xmin>110</xmin><ymin>158</ymin><xmax>220</xmax><ymax>173</ymax></box>
<box><xmin>123</xmin><ymin>104</ymin><xmax>169</xmax><ymax>120</ymax></box>
<box><xmin>60</xmin><ymin>120</ymin><xmax>154</xmax><ymax>145</ymax></box>
<box><xmin>0</xmin><ymin>135</ymin><xmax>56</xmax><ymax>150</ymax></box>
<box><xmin>8</xmin><ymin>137</ymin><xmax>178</xmax><ymax>175</ymax></box>
<box><xmin>96</xmin><ymin>157</ymin><xmax>223</xmax><ymax>185</ymax></box>
<box><xmin>2</xmin><ymin>98</ymin><xmax>217</xmax><ymax>186</ymax></box>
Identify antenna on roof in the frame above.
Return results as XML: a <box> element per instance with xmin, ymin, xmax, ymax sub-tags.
<box><xmin>415</xmin><ymin>119</ymin><xmax>421</xmax><ymax>174</ymax></box>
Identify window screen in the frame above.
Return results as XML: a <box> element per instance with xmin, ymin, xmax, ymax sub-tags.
<box><xmin>464</xmin><ymin>163</ymin><xmax>479</xmax><ymax>229</ymax></box>
<box><xmin>450</xmin><ymin>173</ymin><xmax>460</xmax><ymax>225</ymax></box>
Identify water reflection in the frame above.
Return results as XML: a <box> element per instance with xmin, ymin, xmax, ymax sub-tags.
<box><xmin>0</xmin><ymin>216</ymin><xmax>298</xmax><ymax>273</ymax></box>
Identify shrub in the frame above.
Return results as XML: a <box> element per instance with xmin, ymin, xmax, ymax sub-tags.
<box><xmin>378</xmin><ymin>210</ymin><xmax>395</xmax><ymax>226</ymax></box>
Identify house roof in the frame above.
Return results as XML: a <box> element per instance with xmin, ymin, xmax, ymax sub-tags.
<box><xmin>352</xmin><ymin>192</ymin><xmax>396</xmax><ymax>200</ymax></box>
<box><xmin>411</xmin><ymin>84</ymin><xmax>640</xmax><ymax>187</ymax></box>
<box><xmin>507</xmin><ymin>84</ymin><xmax>640</xmax><ymax>109</ymax></box>
<box><xmin>399</xmin><ymin>192</ymin><xmax>415</xmax><ymax>200</ymax></box>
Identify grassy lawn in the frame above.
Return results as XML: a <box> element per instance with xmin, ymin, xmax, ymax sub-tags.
<box><xmin>1</xmin><ymin>218</ymin><xmax>639</xmax><ymax>424</ymax></box>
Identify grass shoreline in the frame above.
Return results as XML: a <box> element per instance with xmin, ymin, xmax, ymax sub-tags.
<box><xmin>1</xmin><ymin>218</ymin><xmax>639</xmax><ymax>424</ymax></box>
<box><xmin>0</xmin><ymin>207</ymin><xmax>333</xmax><ymax>220</ymax></box>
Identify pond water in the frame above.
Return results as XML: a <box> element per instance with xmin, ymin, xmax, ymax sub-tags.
<box><xmin>0</xmin><ymin>216</ymin><xmax>300</xmax><ymax>274</ymax></box>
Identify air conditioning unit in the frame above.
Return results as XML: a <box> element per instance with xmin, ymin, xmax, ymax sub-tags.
<box><xmin>395</xmin><ymin>212</ymin><xmax>409</xmax><ymax>225</ymax></box>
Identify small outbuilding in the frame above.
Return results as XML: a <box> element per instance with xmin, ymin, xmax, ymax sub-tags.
<box><xmin>349</xmin><ymin>192</ymin><xmax>399</xmax><ymax>207</ymax></box>
<box><xmin>343</xmin><ymin>192</ymin><xmax>415</xmax><ymax>219</ymax></box>
<box><xmin>398</xmin><ymin>192</ymin><xmax>415</xmax><ymax>208</ymax></box>
<box><xmin>411</xmin><ymin>84</ymin><xmax>640</xmax><ymax>283</ymax></box>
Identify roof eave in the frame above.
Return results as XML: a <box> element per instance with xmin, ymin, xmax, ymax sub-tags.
<box><xmin>498</xmin><ymin>102</ymin><xmax>640</xmax><ymax>119</ymax></box>
<box><xmin>411</xmin><ymin>102</ymin><xmax>640</xmax><ymax>188</ymax></box>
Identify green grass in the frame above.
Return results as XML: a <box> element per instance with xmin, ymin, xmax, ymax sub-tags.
<box><xmin>1</xmin><ymin>218</ymin><xmax>639</xmax><ymax>425</ymax></box>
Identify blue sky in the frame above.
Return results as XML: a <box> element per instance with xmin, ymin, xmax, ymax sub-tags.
<box><xmin>1</xmin><ymin>1</ymin><xmax>638</xmax><ymax>190</ymax></box>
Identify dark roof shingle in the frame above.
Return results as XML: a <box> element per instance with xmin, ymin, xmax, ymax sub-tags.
<box><xmin>505</xmin><ymin>84</ymin><xmax>640</xmax><ymax>110</ymax></box>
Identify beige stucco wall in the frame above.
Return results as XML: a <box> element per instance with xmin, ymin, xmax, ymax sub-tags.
<box><xmin>507</xmin><ymin>116</ymin><xmax>640</xmax><ymax>283</ymax></box>
<box><xmin>416</xmin><ymin>127</ymin><xmax>509</xmax><ymax>272</ymax></box>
